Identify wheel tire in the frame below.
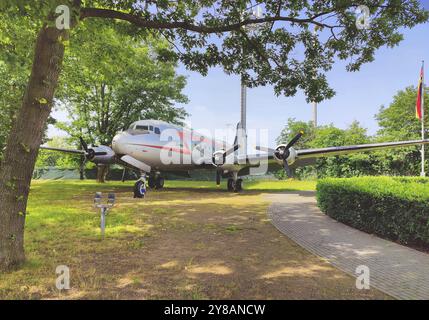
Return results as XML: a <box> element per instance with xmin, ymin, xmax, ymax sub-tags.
<box><xmin>155</xmin><ymin>177</ymin><xmax>165</xmax><ymax>189</ymax></box>
<box><xmin>227</xmin><ymin>178</ymin><xmax>235</xmax><ymax>192</ymax></box>
<box><xmin>235</xmin><ymin>179</ymin><xmax>243</xmax><ymax>192</ymax></box>
<box><xmin>148</xmin><ymin>177</ymin><xmax>156</xmax><ymax>189</ymax></box>
<box><xmin>134</xmin><ymin>180</ymin><xmax>146</xmax><ymax>198</ymax></box>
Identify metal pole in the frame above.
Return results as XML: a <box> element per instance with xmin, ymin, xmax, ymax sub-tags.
<box><xmin>240</xmin><ymin>76</ymin><xmax>247</xmax><ymax>132</ymax></box>
<box><xmin>100</xmin><ymin>207</ymin><xmax>106</xmax><ymax>237</ymax></box>
<box><xmin>239</xmin><ymin>76</ymin><xmax>247</xmax><ymax>157</ymax></box>
<box><xmin>312</xmin><ymin>28</ymin><xmax>318</xmax><ymax>128</ymax></box>
<box><xmin>421</xmin><ymin>60</ymin><xmax>426</xmax><ymax>177</ymax></box>
<box><xmin>313</xmin><ymin>101</ymin><xmax>318</xmax><ymax>127</ymax></box>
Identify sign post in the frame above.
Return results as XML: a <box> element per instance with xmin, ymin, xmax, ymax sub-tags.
<box><xmin>94</xmin><ymin>192</ymin><xmax>116</xmax><ymax>237</ymax></box>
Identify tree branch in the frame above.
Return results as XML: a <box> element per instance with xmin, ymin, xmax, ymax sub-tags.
<box><xmin>80</xmin><ymin>7</ymin><xmax>341</xmax><ymax>33</ymax></box>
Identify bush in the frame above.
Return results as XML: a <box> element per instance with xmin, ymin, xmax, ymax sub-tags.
<box><xmin>316</xmin><ymin>176</ymin><xmax>429</xmax><ymax>247</ymax></box>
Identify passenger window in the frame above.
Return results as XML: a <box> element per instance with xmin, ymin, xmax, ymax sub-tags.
<box><xmin>149</xmin><ymin>126</ymin><xmax>153</xmax><ymax>131</ymax></box>
<box><xmin>154</xmin><ymin>127</ymin><xmax>160</xmax><ymax>134</ymax></box>
<box><xmin>136</xmin><ymin>125</ymin><xmax>149</xmax><ymax>131</ymax></box>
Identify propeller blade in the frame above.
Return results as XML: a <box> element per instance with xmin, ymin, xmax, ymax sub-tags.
<box><xmin>285</xmin><ymin>131</ymin><xmax>304</xmax><ymax>150</ymax></box>
<box><xmin>79</xmin><ymin>154</ymin><xmax>86</xmax><ymax>180</ymax></box>
<box><xmin>212</xmin><ymin>144</ymin><xmax>240</xmax><ymax>167</ymax></box>
<box><xmin>79</xmin><ymin>137</ymin><xmax>88</xmax><ymax>152</ymax></box>
<box><xmin>224</xmin><ymin>144</ymin><xmax>240</xmax><ymax>157</ymax></box>
<box><xmin>283</xmin><ymin>161</ymin><xmax>293</xmax><ymax>178</ymax></box>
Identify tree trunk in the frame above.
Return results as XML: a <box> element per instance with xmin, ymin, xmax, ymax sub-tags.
<box><xmin>0</xmin><ymin>26</ymin><xmax>67</xmax><ymax>271</ymax></box>
<box><xmin>96</xmin><ymin>164</ymin><xmax>109</xmax><ymax>183</ymax></box>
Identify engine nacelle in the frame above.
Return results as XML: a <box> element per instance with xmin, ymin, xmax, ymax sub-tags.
<box><xmin>89</xmin><ymin>145</ymin><xmax>116</xmax><ymax>164</ymax></box>
<box><xmin>212</xmin><ymin>149</ymin><xmax>226</xmax><ymax>167</ymax></box>
<box><xmin>273</xmin><ymin>145</ymin><xmax>297</xmax><ymax>165</ymax></box>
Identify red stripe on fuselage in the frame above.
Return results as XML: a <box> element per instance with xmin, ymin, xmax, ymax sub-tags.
<box><xmin>129</xmin><ymin>143</ymin><xmax>192</xmax><ymax>155</ymax></box>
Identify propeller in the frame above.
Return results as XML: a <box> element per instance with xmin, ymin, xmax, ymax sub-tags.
<box><xmin>225</xmin><ymin>144</ymin><xmax>240</xmax><ymax>157</ymax></box>
<box><xmin>285</xmin><ymin>130</ymin><xmax>304</xmax><ymax>150</ymax></box>
<box><xmin>275</xmin><ymin>131</ymin><xmax>304</xmax><ymax>178</ymax></box>
<box><xmin>79</xmin><ymin>137</ymin><xmax>88</xmax><ymax>153</ymax></box>
<box><xmin>79</xmin><ymin>152</ymin><xmax>86</xmax><ymax>180</ymax></box>
<box><xmin>212</xmin><ymin>144</ymin><xmax>240</xmax><ymax>167</ymax></box>
<box><xmin>79</xmin><ymin>137</ymin><xmax>108</xmax><ymax>160</ymax></box>
<box><xmin>212</xmin><ymin>144</ymin><xmax>240</xmax><ymax>186</ymax></box>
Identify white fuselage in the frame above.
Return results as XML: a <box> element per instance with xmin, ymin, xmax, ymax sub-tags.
<box><xmin>112</xmin><ymin>120</ymin><xmax>230</xmax><ymax>172</ymax></box>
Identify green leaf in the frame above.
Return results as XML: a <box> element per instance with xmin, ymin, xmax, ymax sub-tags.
<box><xmin>37</xmin><ymin>98</ymin><xmax>48</xmax><ymax>104</ymax></box>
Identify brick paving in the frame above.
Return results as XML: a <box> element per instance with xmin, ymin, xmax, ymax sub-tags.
<box><xmin>266</xmin><ymin>192</ymin><xmax>429</xmax><ymax>300</ymax></box>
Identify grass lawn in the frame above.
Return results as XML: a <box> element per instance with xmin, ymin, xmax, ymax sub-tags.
<box><xmin>0</xmin><ymin>179</ymin><xmax>388</xmax><ymax>299</ymax></box>
<box><xmin>164</xmin><ymin>179</ymin><xmax>317</xmax><ymax>191</ymax></box>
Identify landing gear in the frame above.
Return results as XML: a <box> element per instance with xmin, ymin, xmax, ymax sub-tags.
<box><xmin>227</xmin><ymin>178</ymin><xmax>235</xmax><ymax>192</ymax></box>
<box><xmin>148</xmin><ymin>176</ymin><xmax>156</xmax><ymax>189</ymax></box>
<box><xmin>134</xmin><ymin>175</ymin><xmax>147</xmax><ymax>198</ymax></box>
<box><xmin>227</xmin><ymin>177</ymin><xmax>243</xmax><ymax>193</ymax></box>
<box><xmin>155</xmin><ymin>177</ymin><xmax>165</xmax><ymax>189</ymax></box>
<box><xmin>235</xmin><ymin>179</ymin><xmax>243</xmax><ymax>192</ymax></box>
<box><xmin>148</xmin><ymin>174</ymin><xmax>165</xmax><ymax>190</ymax></box>
<box><xmin>134</xmin><ymin>173</ymin><xmax>165</xmax><ymax>198</ymax></box>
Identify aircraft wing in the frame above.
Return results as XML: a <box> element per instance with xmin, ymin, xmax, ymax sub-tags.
<box><xmin>241</xmin><ymin>139</ymin><xmax>429</xmax><ymax>170</ymax></box>
<box><xmin>296</xmin><ymin>139</ymin><xmax>429</xmax><ymax>159</ymax></box>
<box><xmin>39</xmin><ymin>146</ymin><xmax>85</xmax><ymax>155</ymax></box>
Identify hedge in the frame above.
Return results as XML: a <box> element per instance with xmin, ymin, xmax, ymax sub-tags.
<box><xmin>316</xmin><ymin>176</ymin><xmax>429</xmax><ymax>247</ymax></box>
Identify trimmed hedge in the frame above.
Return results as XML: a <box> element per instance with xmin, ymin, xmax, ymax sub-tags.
<box><xmin>316</xmin><ymin>177</ymin><xmax>429</xmax><ymax>247</ymax></box>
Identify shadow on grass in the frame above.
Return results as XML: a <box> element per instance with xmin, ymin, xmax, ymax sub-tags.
<box><xmin>1</xmin><ymin>180</ymin><xmax>386</xmax><ymax>299</ymax></box>
<box><xmin>67</xmin><ymin>197</ymin><xmax>388</xmax><ymax>300</ymax></box>
<box><xmin>161</xmin><ymin>187</ymin><xmax>316</xmax><ymax>197</ymax></box>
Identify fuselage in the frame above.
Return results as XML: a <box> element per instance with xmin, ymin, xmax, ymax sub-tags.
<box><xmin>112</xmin><ymin>120</ymin><xmax>229</xmax><ymax>172</ymax></box>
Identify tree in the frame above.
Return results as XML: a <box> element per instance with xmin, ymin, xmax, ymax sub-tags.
<box><xmin>276</xmin><ymin>119</ymin><xmax>374</xmax><ymax>179</ymax></box>
<box><xmin>55</xmin><ymin>19</ymin><xmax>188</xmax><ymax>182</ymax></box>
<box><xmin>374</xmin><ymin>86</ymin><xmax>429</xmax><ymax>175</ymax></box>
<box><xmin>0</xmin><ymin>12</ymin><xmax>36</xmax><ymax>161</ymax></box>
<box><xmin>277</xmin><ymin>118</ymin><xmax>316</xmax><ymax>148</ymax></box>
<box><xmin>310</xmin><ymin>121</ymin><xmax>375</xmax><ymax>178</ymax></box>
<box><xmin>276</xmin><ymin>118</ymin><xmax>316</xmax><ymax>179</ymax></box>
<box><xmin>0</xmin><ymin>0</ymin><xmax>427</xmax><ymax>270</ymax></box>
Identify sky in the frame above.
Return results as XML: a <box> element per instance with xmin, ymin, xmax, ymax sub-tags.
<box><xmin>48</xmin><ymin>2</ymin><xmax>429</xmax><ymax>148</ymax></box>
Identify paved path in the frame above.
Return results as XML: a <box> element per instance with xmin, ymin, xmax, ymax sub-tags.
<box><xmin>266</xmin><ymin>192</ymin><xmax>429</xmax><ymax>300</ymax></box>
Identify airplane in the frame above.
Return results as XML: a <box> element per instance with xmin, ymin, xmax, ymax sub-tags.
<box><xmin>40</xmin><ymin>119</ymin><xmax>429</xmax><ymax>198</ymax></box>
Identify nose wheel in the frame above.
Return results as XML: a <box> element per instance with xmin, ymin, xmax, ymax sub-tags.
<box><xmin>134</xmin><ymin>179</ymin><xmax>147</xmax><ymax>198</ymax></box>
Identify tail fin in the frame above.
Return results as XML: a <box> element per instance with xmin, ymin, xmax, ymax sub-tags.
<box><xmin>233</xmin><ymin>122</ymin><xmax>241</xmax><ymax>146</ymax></box>
<box><xmin>234</xmin><ymin>121</ymin><xmax>247</xmax><ymax>156</ymax></box>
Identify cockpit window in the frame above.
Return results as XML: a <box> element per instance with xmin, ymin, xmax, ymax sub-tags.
<box><xmin>154</xmin><ymin>127</ymin><xmax>160</xmax><ymax>134</ymax></box>
<box><xmin>136</xmin><ymin>125</ymin><xmax>149</xmax><ymax>131</ymax></box>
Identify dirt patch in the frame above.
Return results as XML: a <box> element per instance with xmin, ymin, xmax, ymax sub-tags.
<box><xmin>70</xmin><ymin>190</ymin><xmax>389</xmax><ymax>299</ymax></box>
<box><xmin>1</xmin><ymin>186</ymin><xmax>390</xmax><ymax>299</ymax></box>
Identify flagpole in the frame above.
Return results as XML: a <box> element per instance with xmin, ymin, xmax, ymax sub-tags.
<box><xmin>421</xmin><ymin>60</ymin><xmax>426</xmax><ymax>177</ymax></box>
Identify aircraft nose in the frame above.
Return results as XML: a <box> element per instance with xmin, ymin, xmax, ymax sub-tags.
<box><xmin>112</xmin><ymin>132</ymin><xmax>126</xmax><ymax>153</ymax></box>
